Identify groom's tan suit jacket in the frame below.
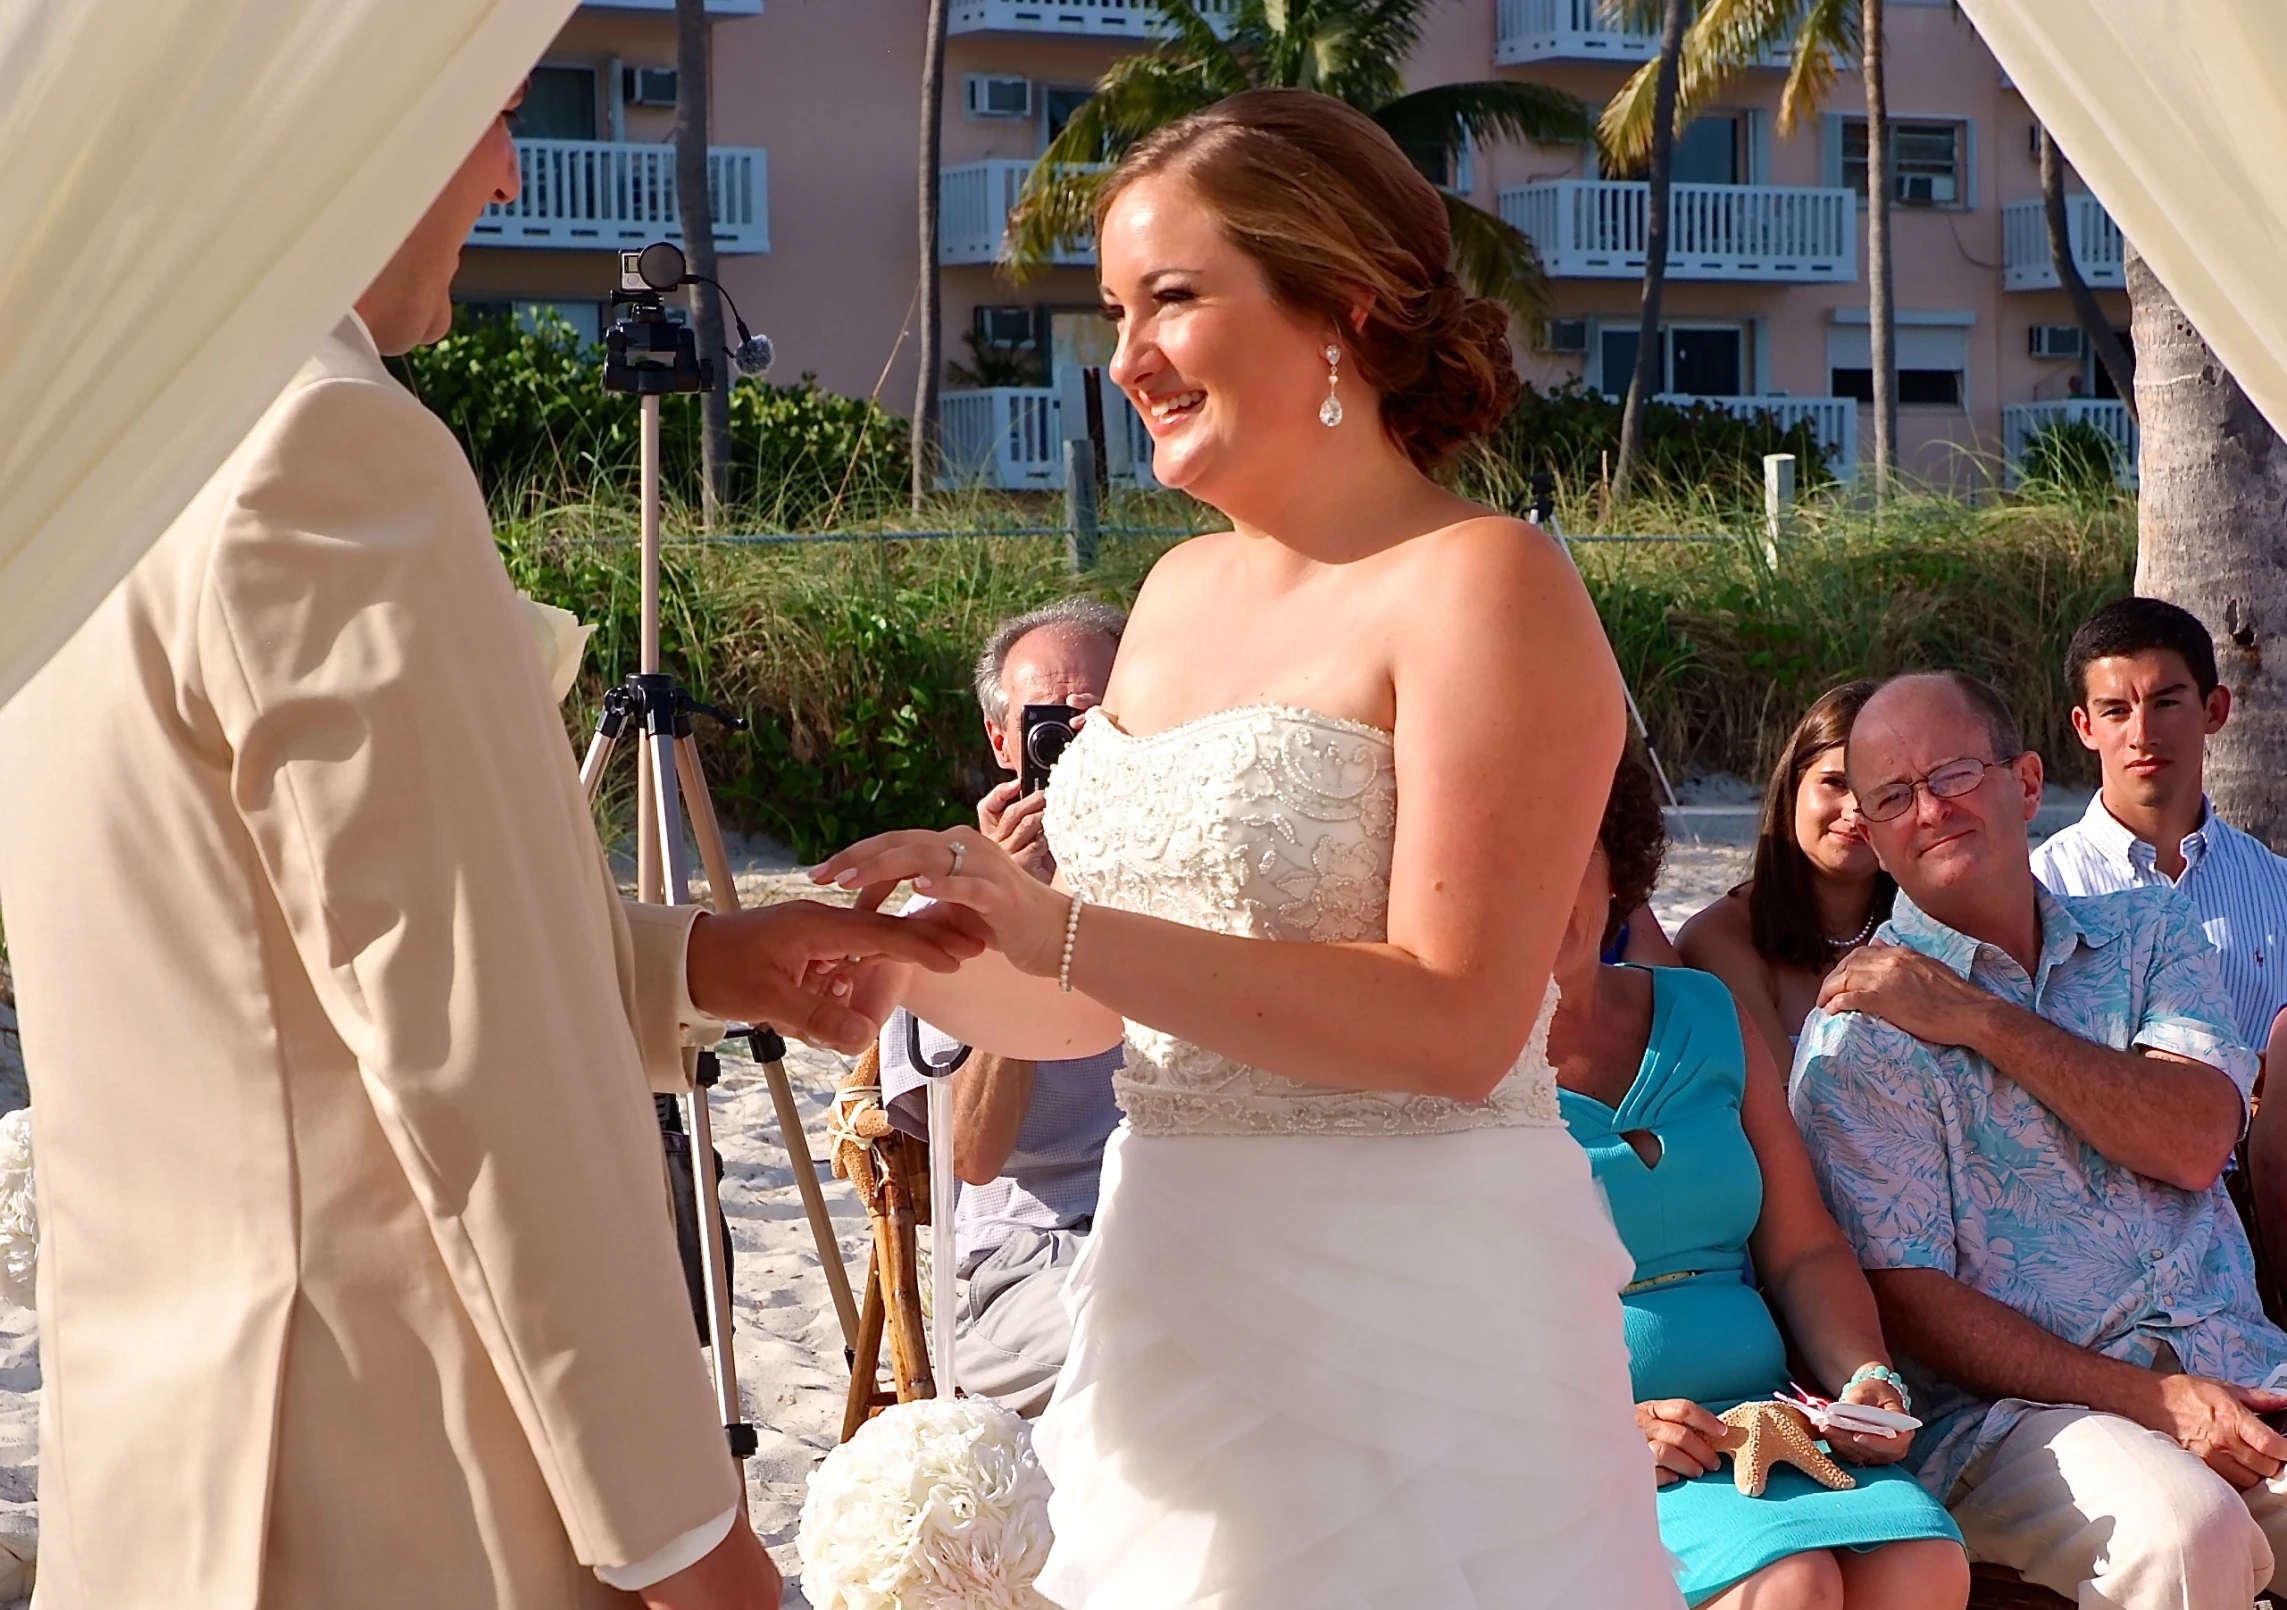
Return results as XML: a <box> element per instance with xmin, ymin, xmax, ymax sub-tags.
<box><xmin>0</xmin><ymin>318</ymin><xmax>738</xmax><ymax>1607</ymax></box>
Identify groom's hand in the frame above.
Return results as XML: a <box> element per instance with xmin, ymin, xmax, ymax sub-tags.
<box><xmin>685</xmin><ymin>901</ymin><xmax>985</xmax><ymax>1052</ymax></box>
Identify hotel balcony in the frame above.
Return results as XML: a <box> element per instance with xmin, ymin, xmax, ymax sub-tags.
<box><xmin>941</xmin><ymin>382</ymin><xmax>1157</xmax><ymax>491</ymax></box>
<box><xmin>2003</xmin><ymin>399</ymin><xmax>2137</xmax><ymax>488</ymax></box>
<box><xmin>948</xmin><ymin>0</ymin><xmax>1235</xmax><ymax>37</ymax></box>
<box><xmin>940</xmin><ymin>160</ymin><xmax>1096</xmax><ymax>266</ymax></box>
<box><xmin>2001</xmin><ymin>195</ymin><xmax>2125</xmax><ymax>291</ymax></box>
<box><xmin>470</xmin><ymin>139</ymin><xmax>769</xmax><ymax>253</ymax></box>
<box><xmin>1500</xmin><ymin>180</ymin><xmax>1856</xmax><ymax>282</ymax></box>
<box><xmin>1495</xmin><ymin>0</ymin><xmax>1798</xmax><ymax>66</ymax></box>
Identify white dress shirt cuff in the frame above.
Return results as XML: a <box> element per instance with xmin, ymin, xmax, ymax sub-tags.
<box><xmin>594</xmin><ymin>1504</ymin><xmax>740</xmax><ymax>1591</ymax></box>
<box><xmin>679</xmin><ymin>912</ymin><xmax>727</xmax><ymax>1046</ymax></box>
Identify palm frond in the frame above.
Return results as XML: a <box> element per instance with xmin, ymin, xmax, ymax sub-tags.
<box><xmin>1443</xmin><ymin>190</ymin><xmax>1549</xmax><ymax>323</ymax></box>
<box><xmin>1152</xmin><ymin>0</ymin><xmax>1255</xmax><ymax>72</ymax></box>
<box><xmin>1378</xmin><ymin>81</ymin><xmax>1591</xmax><ymax>176</ymax></box>
<box><xmin>1776</xmin><ymin>0</ymin><xmax>1857</xmax><ymax>133</ymax></box>
<box><xmin>1004</xmin><ymin>169</ymin><xmax>1118</xmax><ymax>282</ymax></box>
<box><xmin>1597</xmin><ymin>0</ymin><xmax>1809</xmax><ymax>170</ymax></box>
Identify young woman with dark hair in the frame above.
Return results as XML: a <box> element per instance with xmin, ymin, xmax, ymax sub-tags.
<box><xmin>1678</xmin><ymin>682</ymin><xmax>1897</xmax><ymax>1068</ymax></box>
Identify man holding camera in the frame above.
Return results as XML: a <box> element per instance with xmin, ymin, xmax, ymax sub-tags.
<box><xmin>880</xmin><ymin>600</ymin><xmax>1126</xmax><ymax>1415</ymax></box>
<box><xmin>0</xmin><ymin>89</ymin><xmax>977</xmax><ymax>1609</ymax></box>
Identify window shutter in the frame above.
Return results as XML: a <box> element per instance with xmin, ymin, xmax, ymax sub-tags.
<box><xmin>1822</xmin><ymin>113</ymin><xmax>1844</xmax><ymax>190</ymax></box>
<box><xmin>1961</xmin><ymin>119</ymin><xmax>1979</xmax><ymax>212</ymax></box>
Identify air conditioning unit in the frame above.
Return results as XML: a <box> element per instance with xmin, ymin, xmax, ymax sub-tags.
<box><xmin>1896</xmin><ymin>173</ymin><xmax>1939</xmax><ymax>205</ymax></box>
<box><xmin>624</xmin><ymin>67</ymin><xmax>678</xmax><ymax>108</ymax></box>
<box><xmin>976</xmin><ymin>305</ymin><xmax>1040</xmax><ymax>348</ymax></box>
<box><xmin>966</xmin><ymin>75</ymin><xmax>1032</xmax><ymax>120</ymax></box>
<box><xmin>2030</xmin><ymin>324</ymin><xmax>2086</xmax><ymax>359</ymax></box>
<box><xmin>1540</xmin><ymin>318</ymin><xmax>1589</xmax><ymax>354</ymax></box>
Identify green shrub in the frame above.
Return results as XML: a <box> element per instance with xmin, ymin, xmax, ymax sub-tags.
<box><xmin>388</xmin><ymin>308</ymin><xmax>910</xmax><ymax>527</ymax></box>
<box><xmin>2017</xmin><ymin>418</ymin><xmax>2126</xmax><ymax>498</ymax></box>
<box><xmin>1462</xmin><ymin>382</ymin><xmax>1836</xmax><ymax>514</ymax></box>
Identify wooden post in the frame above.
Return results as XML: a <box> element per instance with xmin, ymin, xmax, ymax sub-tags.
<box><xmin>1063</xmin><ymin>439</ymin><xmax>1100</xmax><ymax>574</ymax></box>
<box><xmin>1762</xmin><ymin>452</ymin><xmax>1796</xmax><ymax>572</ymax></box>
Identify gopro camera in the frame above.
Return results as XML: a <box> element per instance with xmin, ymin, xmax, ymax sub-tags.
<box><xmin>1019</xmin><ymin>703</ymin><xmax>1080</xmax><ymax>795</ymax></box>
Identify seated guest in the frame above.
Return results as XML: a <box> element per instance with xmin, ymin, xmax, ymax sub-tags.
<box><xmin>2028</xmin><ymin>598</ymin><xmax>2287</xmax><ymax>1259</ymax></box>
<box><xmin>1550</xmin><ymin>753</ymin><xmax>1966</xmax><ymax>1610</ymax></box>
<box><xmin>1793</xmin><ymin>671</ymin><xmax>2287</xmax><ymax>1610</ymax></box>
<box><xmin>1680</xmin><ymin>681</ymin><xmax>1897</xmax><ymax>1068</ymax></box>
<box><xmin>879</xmin><ymin>599</ymin><xmax>1127</xmax><ymax>1414</ymax></box>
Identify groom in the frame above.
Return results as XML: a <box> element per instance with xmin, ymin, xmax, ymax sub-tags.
<box><xmin>0</xmin><ymin>87</ymin><xmax>976</xmax><ymax>1609</ymax></box>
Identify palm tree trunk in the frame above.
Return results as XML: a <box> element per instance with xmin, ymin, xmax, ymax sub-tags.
<box><xmin>2038</xmin><ymin>125</ymin><xmax>2136</xmax><ymax>424</ymax></box>
<box><xmin>1861</xmin><ymin>0</ymin><xmax>1896</xmax><ymax>497</ymax></box>
<box><xmin>913</xmin><ymin>0</ymin><xmax>950</xmax><ymax>512</ymax></box>
<box><xmin>2129</xmin><ymin>247</ymin><xmax>2287</xmax><ymax>847</ymax></box>
<box><xmin>1612</xmin><ymin>0</ymin><xmax>1688</xmax><ymax>505</ymax></box>
<box><xmin>674</xmin><ymin>0</ymin><xmax>731</xmax><ymax>521</ymax></box>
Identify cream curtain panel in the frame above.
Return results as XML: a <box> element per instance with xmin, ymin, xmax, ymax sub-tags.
<box><xmin>0</xmin><ymin>0</ymin><xmax>577</xmax><ymax>709</ymax></box>
<box><xmin>1961</xmin><ymin>1</ymin><xmax>2287</xmax><ymax>438</ymax></box>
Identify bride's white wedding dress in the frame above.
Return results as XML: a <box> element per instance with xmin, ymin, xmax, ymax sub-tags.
<box><xmin>1035</xmin><ymin>705</ymin><xmax>1681</xmax><ymax>1609</ymax></box>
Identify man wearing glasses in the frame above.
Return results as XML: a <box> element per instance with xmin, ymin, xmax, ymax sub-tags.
<box><xmin>1789</xmin><ymin>671</ymin><xmax>2287</xmax><ymax>1610</ymax></box>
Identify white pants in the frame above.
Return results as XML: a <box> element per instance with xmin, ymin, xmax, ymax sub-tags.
<box><xmin>1951</xmin><ymin>1405</ymin><xmax>2287</xmax><ymax>1609</ymax></box>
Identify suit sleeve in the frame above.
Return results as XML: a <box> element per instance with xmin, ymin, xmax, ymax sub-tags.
<box><xmin>193</xmin><ymin>372</ymin><xmax>739</xmax><ymax>1571</ymax></box>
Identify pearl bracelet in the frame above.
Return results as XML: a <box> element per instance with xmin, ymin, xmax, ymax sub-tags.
<box><xmin>1846</xmin><ymin>1363</ymin><xmax>1911</xmax><ymax>1414</ymax></box>
<box><xmin>1058</xmin><ymin>895</ymin><xmax>1084</xmax><ymax>993</ymax></box>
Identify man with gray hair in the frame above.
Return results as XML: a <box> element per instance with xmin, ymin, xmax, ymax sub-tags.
<box><xmin>879</xmin><ymin>597</ymin><xmax>1127</xmax><ymax>1412</ymax></box>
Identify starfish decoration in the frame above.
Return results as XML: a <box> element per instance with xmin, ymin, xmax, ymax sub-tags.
<box><xmin>1715</xmin><ymin>1401</ymin><xmax>1856</xmax><ymax>1497</ymax></box>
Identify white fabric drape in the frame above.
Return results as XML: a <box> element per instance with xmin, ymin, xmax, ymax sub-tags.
<box><xmin>0</xmin><ymin>0</ymin><xmax>577</xmax><ymax>709</ymax></box>
<box><xmin>1960</xmin><ymin>1</ymin><xmax>2287</xmax><ymax>438</ymax></box>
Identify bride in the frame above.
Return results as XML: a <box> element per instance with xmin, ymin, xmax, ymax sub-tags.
<box><xmin>814</xmin><ymin>88</ymin><xmax>1681</xmax><ymax>1609</ymax></box>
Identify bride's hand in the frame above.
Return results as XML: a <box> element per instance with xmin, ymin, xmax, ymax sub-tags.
<box><xmin>811</xmin><ymin>827</ymin><xmax>1071</xmax><ymax>977</ymax></box>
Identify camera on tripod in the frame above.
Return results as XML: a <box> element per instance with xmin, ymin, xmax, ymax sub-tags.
<box><xmin>603</xmin><ymin>240</ymin><xmax>773</xmax><ymax>395</ymax></box>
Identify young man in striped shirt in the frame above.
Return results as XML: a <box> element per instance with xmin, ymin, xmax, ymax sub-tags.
<box><xmin>2034</xmin><ymin>596</ymin><xmax>2287</xmax><ymax>1060</ymax></box>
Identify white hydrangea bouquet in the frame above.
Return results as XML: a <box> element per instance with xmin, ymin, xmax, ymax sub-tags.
<box><xmin>797</xmin><ymin>1070</ymin><xmax>1054</xmax><ymax>1608</ymax></box>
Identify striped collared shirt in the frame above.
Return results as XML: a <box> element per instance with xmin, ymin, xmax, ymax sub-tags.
<box><xmin>2033</xmin><ymin>792</ymin><xmax>2287</xmax><ymax>1052</ymax></box>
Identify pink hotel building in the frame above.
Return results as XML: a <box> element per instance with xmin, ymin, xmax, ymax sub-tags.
<box><xmin>452</xmin><ymin>0</ymin><xmax>2136</xmax><ymax>493</ymax></box>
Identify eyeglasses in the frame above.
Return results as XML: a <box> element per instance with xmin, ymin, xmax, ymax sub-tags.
<box><xmin>1856</xmin><ymin>754</ymin><xmax>2022</xmax><ymax>823</ymax></box>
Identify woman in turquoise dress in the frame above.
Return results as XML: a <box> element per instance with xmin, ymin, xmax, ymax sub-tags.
<box><xmin>1549</xmin><ymin>757</ymin><xmax>1967</xmax><ymax>1610</ymax></box>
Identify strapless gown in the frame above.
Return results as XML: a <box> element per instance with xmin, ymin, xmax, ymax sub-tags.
<box><xmin>1035</xmin><ymin>706</ymin><xmax>1681</xmax><ymax>1610</ymax></box>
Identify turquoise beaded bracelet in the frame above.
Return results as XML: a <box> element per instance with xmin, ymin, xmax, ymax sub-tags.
<box><xmin>1846</xmin><ymin>1363</ymin><xmax>1912</xmax><ymax>1414</ymax></box>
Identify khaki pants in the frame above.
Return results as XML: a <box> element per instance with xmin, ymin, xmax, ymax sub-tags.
<box><xmin>1951</xmin><ymin>1405</ymin><xmax>2287</xmax><ymax>1609</ymax></box>
<box><xmin>953</xmin><ymin>1224</ymin><xmax>1087</xmax><ymax>1418</ymax></box>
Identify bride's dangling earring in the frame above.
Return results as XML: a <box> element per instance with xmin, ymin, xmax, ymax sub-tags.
<box><xmin>1319</xmin><ymin>343</ymin><xmax>1344</xmax><ymax>428</ymax></box>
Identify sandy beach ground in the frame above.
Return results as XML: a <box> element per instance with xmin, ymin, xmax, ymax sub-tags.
<box><xmin>0</xmin><ymin>795</ymin><xmax>2091</xmax><ymax>1605</ymax></box>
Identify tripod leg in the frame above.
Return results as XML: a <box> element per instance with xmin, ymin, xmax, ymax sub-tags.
<box><xmin>636</xmin><ymin>757</ymin><xmax>663</xmax><ymax>904</ymax></box>
<box><xmin>674</xmin><ymin>736</ymin><xmax>741</xmax><ymax>916</ymax></box>
<box><xmin>674</xmin><ymin>732</ymin><xmax>865</xmax><ymax>1352</ymax></box>
<box><xmin>578</xmin><ymin>726</ymin><xmax>619</xmax><ymax>805</ymax></box>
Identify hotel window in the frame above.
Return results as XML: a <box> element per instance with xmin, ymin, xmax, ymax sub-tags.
<box><xmin>1598</xmin><ymin>324</ymin><xmax>1745</xmax><ymax>398</ymax></box>
<box><xmin>1837</xmin><ymin>119</ymin><xmax>1969</xmax><ymax>208</ymax></box>
<box><xmin>519</xmin><ymin>65</ymin><xmax>600</xmax><ymax>141</ymax></box>
<box><xmin>1827</xmin><ymin>324</ymin><xmax>1970</xmax><ymax>408</ymax></box>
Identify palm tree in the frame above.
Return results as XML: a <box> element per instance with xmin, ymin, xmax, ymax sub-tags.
<box><xmin>914</xmin><ymin>0</ymin><xmax>951</xmax><ymax>511</ymax></box>
<box><xmin>2127</xmin><ymin>246</ymin><xmax>2287</xmax><ymax>845</ymax></box>
<box><xmin>1600</xmin><ymin>0</ymin><xmax>1901</xmax><ymax>493</ymax></box>
<box><xmin>1610</xmin><ymin>0</ymin><xmax>1688</xmax><ymax>503</ymax></box>
<box><xmin>673</xmin><ymin>0</ymin><xmax>731</xmax><ymax>519</ymax></box>
<box><xmin>1003</xmin><ymin>0</ymin><xmax>1592</xmax><ymax>322</ymax></box>
<box><xmin>2037</xmin><ymin>123</ymin><xmax>2135</xmax><ymax>423</ymax></box>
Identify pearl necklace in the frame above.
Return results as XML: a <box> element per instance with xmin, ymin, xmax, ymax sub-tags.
<box><xmin>1826</xmin><ymin>909</ymin><xmax>1880</xmax><ymax>951</ymax></box>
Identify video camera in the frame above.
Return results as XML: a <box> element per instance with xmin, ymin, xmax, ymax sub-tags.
<box><xmin>603</xmin><ymin>240</ymin><xmax>774</xmax><ymax>396</ymax></box>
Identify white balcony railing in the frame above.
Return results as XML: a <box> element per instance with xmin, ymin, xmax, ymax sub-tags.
<box><xmin>949</xmin><ymin>0</ymin><xmax>1236</xmax><ymax>34</ymax></box>
<box><xmin>940</xmin><ymin>382</ymin><xmax>1158</xmax><ymax>492</ymax></box>
<box><xmin>1501</xmin><ymin>180</ymin><xmax>1856</xmax><ymax>282</ymax></box>
<box><xmin>940</xmin><ymin>161</ymin><xmax>1097</xmax><ymax>267</ymax></box>
<box><xmin>2001</xmin><ymin>195</ymin><xmax>2125</xmax><ymax>291</ymax></box>
<box><xmin>1494</xmin><ymin>0</ymin><xmax>1802</xmax><ymax>65</ymax></box>
<box><xmin>471</xmin><ymin>140</ymin><xmax>768</xmax><ymax>253</ymax></box>
<box><xmin>2003</xmin><ymin>399</ymin><xmax>2137</xmax><ymax>488</ymax></box>
<box><xmin>1495</xmin><ymin>0</ymin><xmax>1662</xmax><ymax>63</ymax></box>
<box><xmin>1660</xmin><ymin>394</ymin><xmax>1858</xmax><ymax>480</ymax></box>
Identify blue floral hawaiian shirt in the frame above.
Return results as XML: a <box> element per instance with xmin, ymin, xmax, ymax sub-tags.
<box><xmin>1790</xmin><ymin>881</ymin><xmax>2285</xmax><ymax>1500</ymax></box>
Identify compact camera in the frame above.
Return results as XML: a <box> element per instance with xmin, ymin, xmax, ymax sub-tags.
<box><xmin>1020</xmin><ymin>703</ymin><xmax>1080</xmax><ymax>795</ymax></box>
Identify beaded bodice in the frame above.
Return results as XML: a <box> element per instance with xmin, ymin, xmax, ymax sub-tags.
<box><xmin>1043</xmin><ymin>704</ymin><xmax>1563</xmax><ymax>1138</ymax></box>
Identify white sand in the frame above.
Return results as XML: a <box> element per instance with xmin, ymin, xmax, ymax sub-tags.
<box><xmin>0</xmin><ymin>812</ymin><xmax>2089</xmax><ymax>1605</ymax></box>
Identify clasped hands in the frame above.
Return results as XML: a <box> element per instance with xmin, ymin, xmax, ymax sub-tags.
<box><xmin>682</xmin><ymin>900</ymin><xmax>988</xmax><ymax>1054</ymax></box>
<box><xmin>1639</xmin><ymin>1374</ymin><xmax>1913</xmax><ymax>1488</ymax></box>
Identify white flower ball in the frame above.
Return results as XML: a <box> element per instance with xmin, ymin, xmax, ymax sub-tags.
<box><xmin>798</xmin><ymin>1397</ymin><xmax>1054</xmax><ymax>1610</ymax></box>
<box><xmin>0</xmin><ymin>1109</ymin><xmax>34</xmax><ymax>1310</ymax></box>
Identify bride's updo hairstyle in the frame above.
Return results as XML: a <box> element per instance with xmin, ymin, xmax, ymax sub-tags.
<box><xmin>1097</xmin><ymin>88</ymin><xmax>1521</xmax><ymax>472</ymax></box>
